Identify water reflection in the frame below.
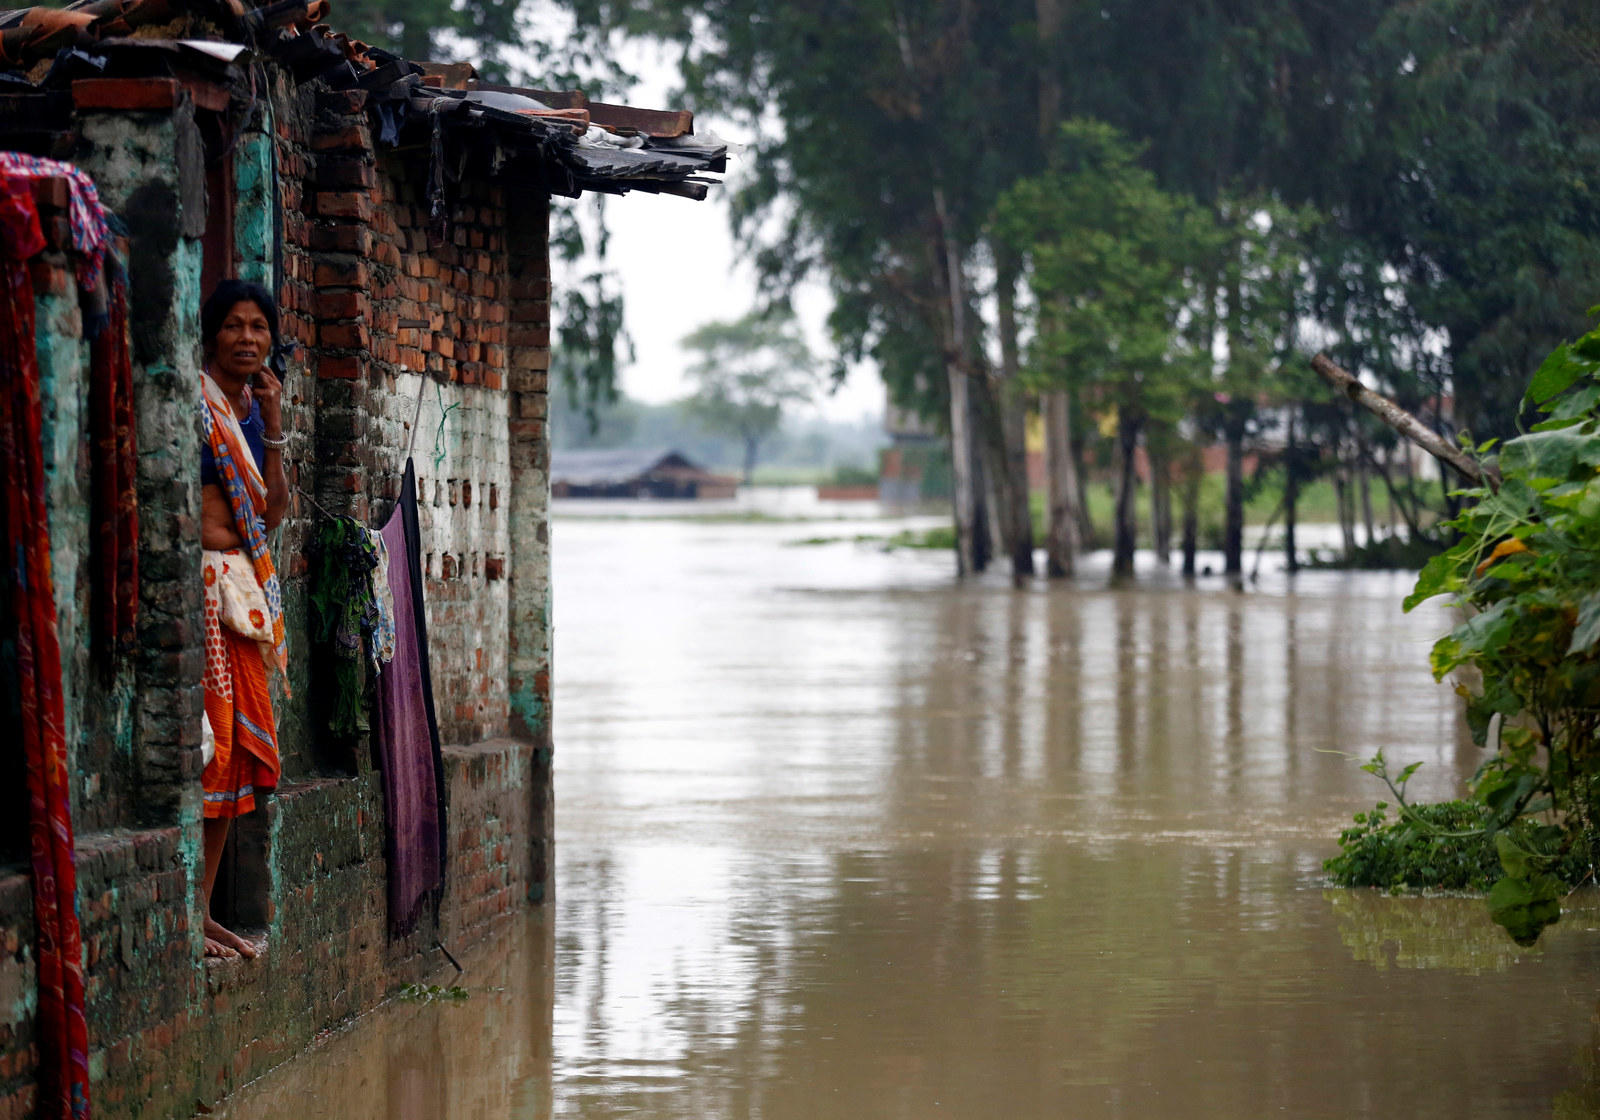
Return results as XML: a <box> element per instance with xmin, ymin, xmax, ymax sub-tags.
<box><xmin>215</xmin><ymin>911</ymin><xmax>554</xmax><ymax>1119</ymax></box>
<box><xmin>552</xmin><ymin>526</ymin><xmax>1600</xmax><ymax>1118</ymax></box>
<box><xmin>226</xmin><ymin>526</ymin><xmax>1600</xmax><ymax>1118</ymax></box>
<box><xmin>1324</xmin><ymin>889</ymin><xmax>1600</xmax><ymax>975</ymax></box>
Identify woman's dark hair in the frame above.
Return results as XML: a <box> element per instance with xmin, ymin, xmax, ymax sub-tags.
<box><xmin>201</xmin><ymin>279</ymin><xmax>280</xmax><ymax>354</ymax></box>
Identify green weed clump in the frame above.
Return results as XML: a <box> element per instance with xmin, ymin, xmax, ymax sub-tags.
<box><xmin>397</xmin><ymin>983</ymin><xmax>472</xmax><ymax>1004</ymax></box>
<box><xmin>1327</xmin><ymin>800</ymin><xmax>1590</xmax><ymax>893</ymax></box>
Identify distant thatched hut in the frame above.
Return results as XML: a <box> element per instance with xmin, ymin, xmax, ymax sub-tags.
<box><xmin>551</xmin><ymin>448</ymin><xmax>739</xmax><ymax>499</ymax></box>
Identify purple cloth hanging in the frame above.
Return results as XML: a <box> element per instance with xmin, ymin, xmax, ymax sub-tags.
<box><xmin>375</xmin><ymin>459</ymin><xmax>446</xmax><ymax>935</ymax></box>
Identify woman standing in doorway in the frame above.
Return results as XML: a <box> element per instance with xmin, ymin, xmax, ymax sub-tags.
<box><xmin>197</xmin><ymin>279</ymin><xmax>289</xmax><ymax>959</ymax></box>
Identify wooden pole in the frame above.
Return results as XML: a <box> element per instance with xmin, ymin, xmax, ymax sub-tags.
<box><xmin>1309</xmin><ymin>353</ymin><xmax>1497</xmax><ymax>489</ymax></box>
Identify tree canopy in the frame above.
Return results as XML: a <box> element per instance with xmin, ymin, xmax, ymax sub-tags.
<box><xmin>681</xmin><ymin>309</ymin><xmax>818</xmax><ymax>482</ymax></box>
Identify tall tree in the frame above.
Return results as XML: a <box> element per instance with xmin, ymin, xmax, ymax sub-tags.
<box><xmin>1202</xmin><ymin>198</ymin><xmax>1315</xmax><ymax>577</ymax></box>
<box><xmin>587</xmin><ymin>0</ymin><xmax>1042</xmax><ymax>575</ymax></box>
<box><xmin>1285</xmin><ymin>0</ymin><xmax>1600</xmax><ymax>445</ymax></box>
<box><xmin>1034</xmin><ymin>0</ymin><xmax>1084</xmax><ymax>578</ymax></box>
<box><xmin>681</xmin><ymin>310</ymin><xmax>817</xmax><ymax>483</ymax></box>
<box><xmin>998</xmin><ymin>120</ymin><xmax>1213</xmax><ymax>577</ymax></box>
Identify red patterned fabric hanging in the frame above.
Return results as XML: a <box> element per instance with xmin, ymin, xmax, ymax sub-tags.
<box><xmin>0</xmin><ymin>173</ymin><xmax>91</xmax><ymax>1119</ymax></box>
<box><xmin>89</xmin><ymin>251</ymin><xmax>137</xmax><ymax>664</ymax></box>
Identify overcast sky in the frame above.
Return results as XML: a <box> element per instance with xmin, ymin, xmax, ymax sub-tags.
<box><xmin>557</xmin><ymin>42</ymin><xmax>884</xmax><ymax>423</ymax></box>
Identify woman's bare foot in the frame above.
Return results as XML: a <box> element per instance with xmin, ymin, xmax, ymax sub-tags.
<box><xmin>204</xmin><ymin>916</ymin><xmax>260</xmax><ymax>960</ymax></box>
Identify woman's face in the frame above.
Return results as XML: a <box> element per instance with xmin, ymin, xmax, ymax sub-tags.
<box><xmin>211</xmin><ymin>300</ymin><xmax>272</xmax><ymax>380</ymax></box>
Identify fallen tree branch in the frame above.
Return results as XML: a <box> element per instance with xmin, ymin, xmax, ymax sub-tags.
<box><xmin>1310</xmin><ymin>353</ymin><xmax>1499</xmax><ymax>490</ymax></box>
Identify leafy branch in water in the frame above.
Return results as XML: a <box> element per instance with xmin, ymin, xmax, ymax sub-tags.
<box><xmin>1339</xmin><ymin>314</ymin><xmax>1600</xmax><ymax>945</ymax></box>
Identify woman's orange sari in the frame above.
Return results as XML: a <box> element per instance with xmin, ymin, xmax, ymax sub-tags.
<box><xmin>200</xmin><ymin>372</ymin><xmax>285</xmax><ymax>818</ymax></box>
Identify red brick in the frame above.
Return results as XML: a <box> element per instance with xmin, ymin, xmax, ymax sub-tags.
<box><xmin>320</xmin><ymin>322</ymin><xmax>371</xmax><ymax>349</ymax></box>
<box><xmin>313</xmin><ymin>259</ymin><xmax>370</xmax><ymax>289</ymax></box>
<box><xmin>311</xmin><ymin>124</ymin><xmax>370</xmax><ymax>153</ymax></box>
<box><xmin>510</xmin><ymin>278</ymin><xmax>552</xmax><ymax>300</ymax></box>
<box><xmin>316</xmin><ymin>89</ymin><xmax>369</xmax><ymax>115</ymax></box>
<box><xmin>317</xmin><ymin>191</ymin><xmax>373</xmax><ymax>222</ymax></box>
<box><xmin>73</xmin><ymin>77</ymin><xmax>180</xmax><ymax>111</ymax></box>
<box><xmin>317</xmin><ymin>354</ymin><xmax>367</xmax><ymax>380</ymax></box>
<box><xmin>507</xmin><ymin>368</ymin><xmax>547</xmax><ymax>394</ymax></box>
<box><xmin>317</xmin><ymin>159</ymin><xmax>376</xmax><ymax>190</ymax></box>
<box><xmin>310</xmin><ymin>224</ymin><xmax>374</xmax><ymax>255</ymax></box>
<box><xmin>508</xmin><ymin>326</ymin><xmax>549</xmax><ymax>347</ymax></box>
<box><xmin>314</xmin><ymin>290</ymin><xmax>369</xmax><ymax>320</ymax></box>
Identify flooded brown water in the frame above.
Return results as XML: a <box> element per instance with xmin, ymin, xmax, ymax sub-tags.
<box><xmin>219</xmin><ymin>520</ymin><xmax>1600</xmax><ymax>1119</ymax></box>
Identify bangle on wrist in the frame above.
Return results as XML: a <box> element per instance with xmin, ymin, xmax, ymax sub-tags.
<box><xmin>261</xmin><ymin>431</ymin><xmax>289</xmax><ymax>449</ymax></box>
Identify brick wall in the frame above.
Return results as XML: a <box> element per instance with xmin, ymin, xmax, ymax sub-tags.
<box><xmin>0</xmin><ymin>64</ymin><xmax>554</xmax><ymax>1119</ymax></box>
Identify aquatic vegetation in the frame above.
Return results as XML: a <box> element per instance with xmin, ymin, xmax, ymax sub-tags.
<box><xmin>783</xmin><ymin>526</ymin><xmax>958</xmax><ymax>551</ymax></box>
<box><xmin>885</xmin><ymin>526</ymin><xmax>957</xmax><ymax>550</ymax></box>
<box><xmin>397</xmin><ymin>982</ymin><xmax>472</xmax><ymax>1004</ymax></box>
<box><xmin>1326</xmin><ymin>797</ymin><xmax>1589</xmax><ymax>894</ymax></box>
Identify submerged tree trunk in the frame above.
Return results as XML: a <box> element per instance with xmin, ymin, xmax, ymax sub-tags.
<box><xmin>1283</xmin><ymin>409</ymin><xmax>1299</xmax><ymax>574</ymax></box>
<box><xmin>1383</xmin><ymin>444</ymin><xmax>1397</xmax><ymax>539</ymax></box>
<box><xmin>932</xmin><ymin>186</ymin><xmax>982</xmax><ymax>576</ymax></box>
<box><xmin>1042</xmin><ymin>389</ymin><xmax>1080</xmax><ymax>576</ymax></box>
<box><xmin>1368</xmin><ymin>449</ymin><xmax>1426</xmax><ymax>542</ymax></box>
<box><xmin>1180</xmin><ymin>448</ymin><xmax>1201</xmax><ymax>577</ymax></box>
<box><xmin>1035</xmin><ymin>0</ymin><xmax>1068</xmax><ymax>577</ymax></box>
<box><xmin>993</xmin><ymin>249</ymin><xmax>1035</xmax><ymax>578</ymax></box>
<box><xmin>1148</xmin><ymin>434</ymin><xmax>1172</xmax><ymax>566</ymax></box>
<box><xmin>1113</xmin><ymin>408</ymin><xmax>1142</xmax><ymax>578</ymax></box>
<box><xmin>974</xmin><ymin>379</ymin><xmax>1012</xmax><ymax>575</ymax></box>
<box><xmin>1357</xmin><ymin>451</ymin><xmax>1375</xmax><ymax>546</ymax></box>
<box><xmin>1074</xmin><ymin>399</ymin><xmax>1096</xmax><ymax>550</ymax></box>
<box><xmin>743</xmin><ymin>437</ymin><xmax>759</xmax><ymax>485</ymax></box>
<box><xmin>1334</xmin><ymin>462</ymin><xmax>1357</xmax><ymax>556</ymax></box>
<box><xmin>946</xmin><ymin>367</ymin><xmax>979</xmax><ymax>574</ymax></box>
<box><xmin>1223</xmin><ymin>417</ymin><xmax>1245</xmax><ymax>577</ymax></box>
<box><xmin>970</xmin><ymin>421</ymin><xmax>993</xmax><ymax>572</ymax></box>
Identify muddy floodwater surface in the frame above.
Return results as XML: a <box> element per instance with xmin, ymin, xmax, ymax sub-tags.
<box><xmin>219</xmin><ymin>520</ymin><xmax>1600</xmax><ymax>1119</ymax></box>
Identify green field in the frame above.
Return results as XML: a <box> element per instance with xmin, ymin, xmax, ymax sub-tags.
<box><xmin>1035</xmin><ymin>470</ymin><xmax>1430</xmax><ymax>550</ymax></box>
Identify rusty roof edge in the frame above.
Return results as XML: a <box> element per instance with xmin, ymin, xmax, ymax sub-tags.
<box><xmin>584</xmin><ymin>99</ymin><xmax>691</xmax><ymax>140</ymax></box>
<box><xmin>0</xmin><ymin>0</ymin><xmax>724</xmax><ymax>198</ymax></box>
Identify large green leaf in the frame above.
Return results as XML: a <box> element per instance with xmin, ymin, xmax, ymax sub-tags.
<box><xmin>1486</xmin><ymin>870</ymin><xmax>1564</xmax><ymax>947</ymax></box>
<box><xmin>1500</xmin><ymin>430</ymin><xmax>1600</xmax><ymax>483</ymax></box>
<box><xmin>1534</xmin><ymin>383</ymin><xmax>1600</xmax><ymax>429</ymax></box>
<box><xmin>1463</xmin><ymin>678</ymin><xmax>1522</xmax><ymax>746</ymax></box>
<box><xmin>1404</xmin><ymin>546</ymin><xmax>1468</xmax><ymax>612</ymax></box>
<box><xmin>1570</xmin><ymin>592</ymin><xmax>1600</xmax><ymax>654</ymax></box>
<box><xmin>1449</xmin><ymin>600</ymin><xmax>1516</xmax><ymax>661</ymax></box>
<box><xmin>1526</xmin><ymin>343</ymin><xmax>1580</xmax><ymax>405</ymax></box>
